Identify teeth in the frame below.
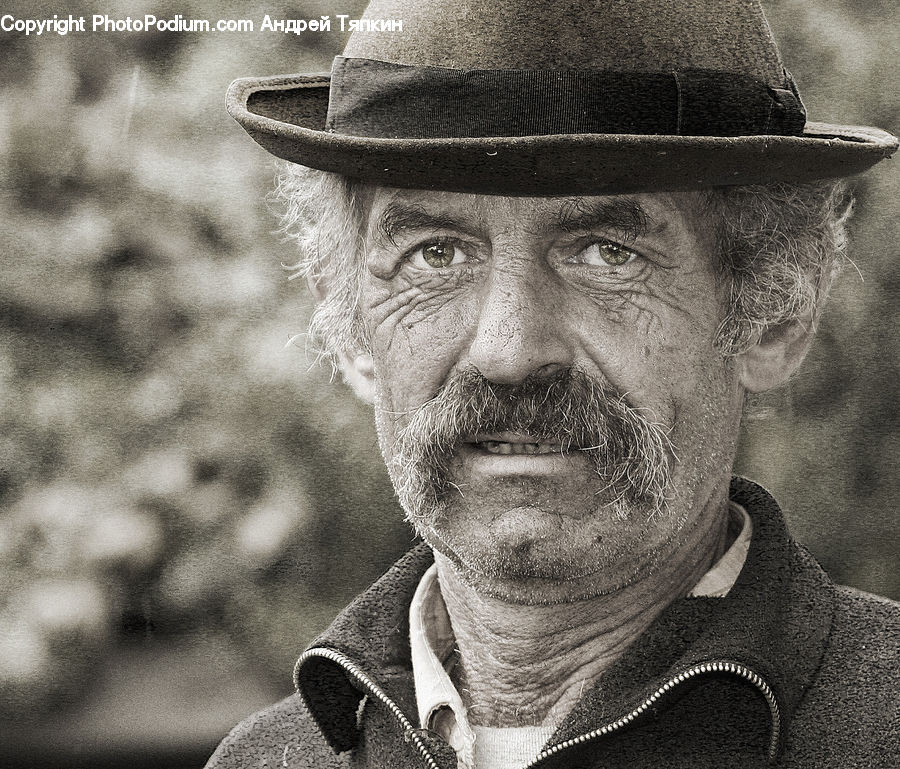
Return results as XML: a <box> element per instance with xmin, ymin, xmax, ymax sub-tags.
<box><xmin>480</xmin><ymin>441</ymin><xmax>564</xmax><ymax>455</ymax></box>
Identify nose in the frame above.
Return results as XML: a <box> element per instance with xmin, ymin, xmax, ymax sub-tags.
<box><xmin>465</xmin><ymin>259</ymin><xmax>574</xmax><ymax>384</ymax></box>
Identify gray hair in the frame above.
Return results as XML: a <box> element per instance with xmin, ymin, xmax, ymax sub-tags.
<box><xmin>701</xmin><ymin>181</ymin><xmax>851</xmax><ymax>354</ymax></box>
<box><xmin>274</xmin><ymin>162</ymin><xmax>852</xmax><ymax>361</ymax></box>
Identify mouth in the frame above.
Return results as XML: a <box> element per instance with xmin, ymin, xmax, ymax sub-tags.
<box><xmin>476</xmin><ymin>440</ymin><xmax>565</xmax><ymax>455</ymax></box>
<box><xmin>456</xmin><ymin>432</ymin><xmax>592</xmax><ymax>479</ymax></box>
<box><xmin>469</xmin><ymin>433</ymin><xmax>574</xmax><ymax>456</ymax></box>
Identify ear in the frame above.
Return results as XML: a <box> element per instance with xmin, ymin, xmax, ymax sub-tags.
<box><xmin>736</xmin><ymin>312</ymin><xmax>815</xmax><ymax>393</ymax></box>
<box><xmin>307</xmin><ymin>273</ymin><xmax>327</xmax><ymax>304</ymax></box>
<box><xmin>338</xmin><ymin>351</ymin><xmax>376</xmax><ymax>404</ymax></box>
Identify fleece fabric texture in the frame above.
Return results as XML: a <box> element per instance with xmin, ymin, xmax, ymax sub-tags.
<box><xmin>205</xmin><ymin>478</ymin><xmax>900</xmax><ymax>768</ymax></box>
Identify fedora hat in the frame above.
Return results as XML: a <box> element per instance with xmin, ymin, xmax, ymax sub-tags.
<box><xmin>226</xmin><ymin>0</ymin><xmax>897</xmax><ymax>195</ymax></box>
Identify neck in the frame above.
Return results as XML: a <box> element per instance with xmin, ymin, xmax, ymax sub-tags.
<box><xmin>433</xmin><ymin>493</ymin><xmax>732</xmax><ymax>728</ymax></box>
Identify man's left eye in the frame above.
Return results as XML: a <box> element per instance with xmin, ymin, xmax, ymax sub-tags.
<box><xmin>574</xmin><ymin>241</ymin><xmax>640</xmax><ymax>268</ymax></box>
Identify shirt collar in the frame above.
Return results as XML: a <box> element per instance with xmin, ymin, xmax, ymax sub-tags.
<box><xmin>688</xmin><ymin>501</ymin><xmax>752</xmax><ymax>597</ymax></box>
<box><xmin>409</xmin><ymin>566</ymin><xmax>476</xmax><ymax>765</ymax></box>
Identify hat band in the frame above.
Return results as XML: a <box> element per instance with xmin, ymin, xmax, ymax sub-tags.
<box><xmin>326</xmin><ymin>57</ymin><xmax>806</xmax><ymax>139</ymax></box>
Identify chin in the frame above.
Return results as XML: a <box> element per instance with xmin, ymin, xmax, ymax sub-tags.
<box><xmin>433</xmin><ymin>545</ymin><xmax>647</xmax><ymax>605</ymax></box>
<box><xmin>417</xmin><ymin>509</ymin><xmax>663</xmax><ymax>605</ymax></box>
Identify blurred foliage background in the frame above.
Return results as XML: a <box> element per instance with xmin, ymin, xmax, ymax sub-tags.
<box><xmin>0</xmin><ymin>0</ymin><xmax>897</xmax><ymax>766</ymax></box>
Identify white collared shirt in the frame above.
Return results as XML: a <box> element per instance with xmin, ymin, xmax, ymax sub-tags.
<box><xmin>408</xmin><ymin>502</ymin><xmax>753</xmax><ymax>769</ymax></box>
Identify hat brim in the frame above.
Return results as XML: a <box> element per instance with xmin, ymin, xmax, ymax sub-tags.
<box><xmin>227</xmin><ymin>74</ymin><xmax>898</xmax><ymax>196</ymax></box>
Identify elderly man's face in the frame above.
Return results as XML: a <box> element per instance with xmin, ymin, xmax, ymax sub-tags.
<box><xmin>355</xmin><ymin>188</ymin><xmax>747</xmax><ymax>602</ymax></box>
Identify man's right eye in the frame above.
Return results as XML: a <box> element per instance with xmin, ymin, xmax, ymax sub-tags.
<box><xmin>407</xmin><ymin>241</ymin><xmax>467</xmax><ymax>269</ymax></box>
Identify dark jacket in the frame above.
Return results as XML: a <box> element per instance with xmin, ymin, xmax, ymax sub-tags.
<box><xmin>206</xmin><ymin>478</ymin><xmax>900</xmax><ymax>768</ymax></box>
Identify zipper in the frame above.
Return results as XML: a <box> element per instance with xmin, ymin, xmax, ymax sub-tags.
<box><xmin>297</xmin><ymin>649</ymin><xmax>780</xmax><ymax>769</ymax></box>
<box><xmin>524</xmin><ymin>660</ymin><xmax>781</xmax><ymax>768</ymax></box>
<box><xmin>295</xmin><ymin>647</ymin><xmax>443</xmax><ymax>769</ymax></box>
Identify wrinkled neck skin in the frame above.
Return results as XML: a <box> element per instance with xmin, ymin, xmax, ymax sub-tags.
<box><xmin>433</xmin><ymin>482</ymin><xmax>732</xmax><ymax>729</ymax></box>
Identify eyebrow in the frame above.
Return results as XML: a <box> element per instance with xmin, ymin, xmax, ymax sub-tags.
<box><xmin>372</xmin><ymin>195</ymin><xmax>659</xmax><ymax>248</ymax></box>
<box><xmin>554</xmin><ymin>197</ymin><xmax>654</xmax><ymax>241</ymax></box>
<box><xmin>374</xmin><ymin>201</ymin><xmax>477</xmax><ymax>247</ymax></box>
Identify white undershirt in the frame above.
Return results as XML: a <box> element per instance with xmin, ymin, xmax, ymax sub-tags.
<box><xmin>408</xmin><ymin>503</ymin><xmax>753</xmax><ymax>769</ymax></box>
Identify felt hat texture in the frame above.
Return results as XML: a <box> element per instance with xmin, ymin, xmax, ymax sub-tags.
<box><xmin>226</xmin><ymin>0</ymin><xmax>897</xmax><ymax>195</ymax></box>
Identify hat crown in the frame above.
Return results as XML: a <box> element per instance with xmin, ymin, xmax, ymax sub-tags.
<box><xmin>344</xmin><ymin>0</ymin><xmax>787</xmax><ymax>85</ymax></box>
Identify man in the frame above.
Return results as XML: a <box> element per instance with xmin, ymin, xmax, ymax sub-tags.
<box><xmin>209</xmin><ymin>0</ymin><xmax>899</xmax><ymax>766</ymax></box>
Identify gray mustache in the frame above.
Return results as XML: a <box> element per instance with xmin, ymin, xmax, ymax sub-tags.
<box><xmin>388</xmin><ymin>368</ymin><xmax>674</xmax><ymax>519</ymax></box>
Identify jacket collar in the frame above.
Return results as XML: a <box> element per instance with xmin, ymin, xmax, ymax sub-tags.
<box><xmin>295</xmin><ymin>478</ymin><xmax>836</xmax><ymax>759</ymax></box>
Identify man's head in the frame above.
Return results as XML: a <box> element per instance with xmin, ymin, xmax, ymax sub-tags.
<box><xmin>276</xmin><ymin>176</ymin><xmax>849</xmax><ymax>602</ymax></box>
<box><xmin>228</xmin><ymin>0</ymin><xmax>894</xmax><ymax>602</ymax></box>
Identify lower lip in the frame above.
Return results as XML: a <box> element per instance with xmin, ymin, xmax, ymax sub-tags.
<box><xmin>459</xmin><ymin>443</ymin><xmax>589</xmax><ymax>477</ymax></box>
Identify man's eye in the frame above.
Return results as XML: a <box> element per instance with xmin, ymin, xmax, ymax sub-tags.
<box><xmin>574</xmin><ymin>241</ymin><xmax>640</xmax><ymax>268</ymax></box>
<box><xmin>408</xmin><ymin>241</ymin><xmax>466</xmax><ymax>269</ymax></box>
